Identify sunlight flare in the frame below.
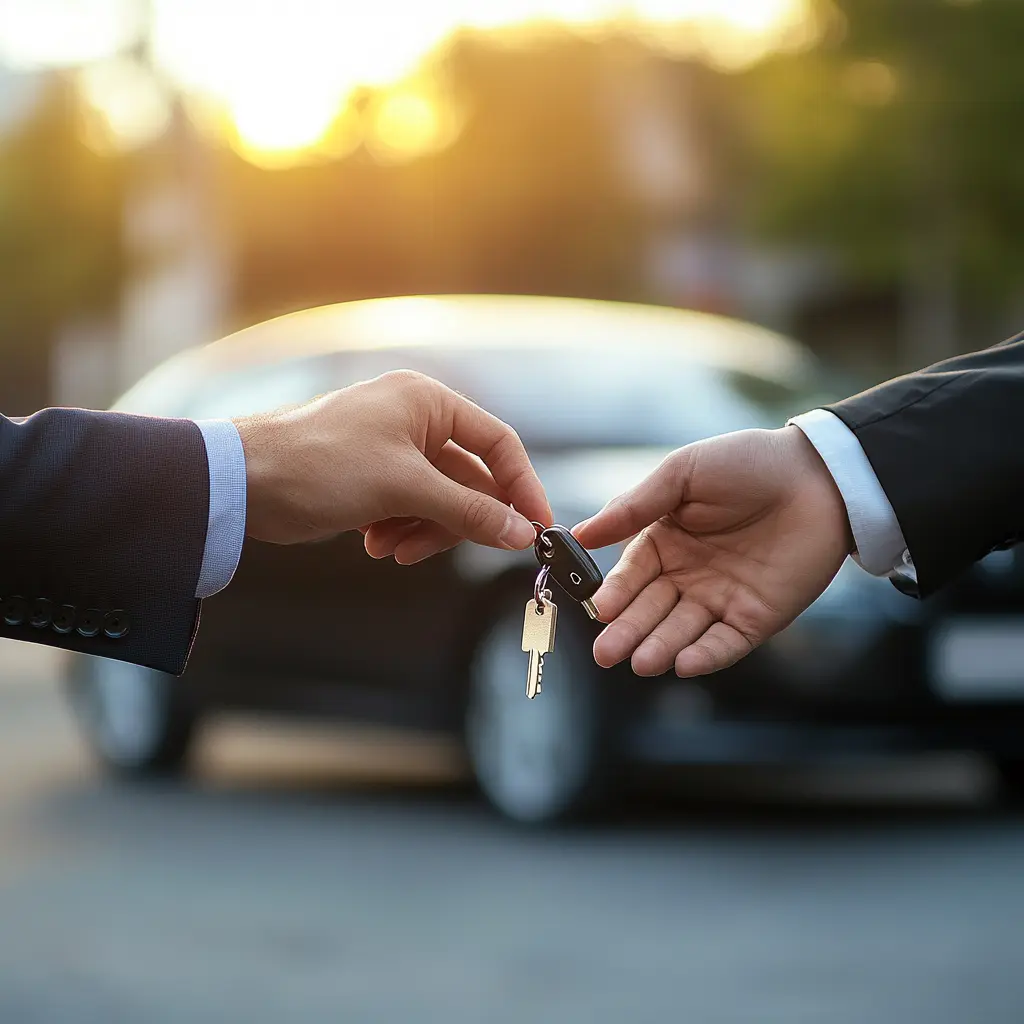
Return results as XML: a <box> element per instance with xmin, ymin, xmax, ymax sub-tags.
<box><xmin>0</xmin><ymin>0</ymin><xmax>811</xmax><ymax>164</ymax></box>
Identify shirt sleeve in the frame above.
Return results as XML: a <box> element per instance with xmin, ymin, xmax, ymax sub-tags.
<box><xmin>788</xmin><ymin>408</ymin><xmax>918</xmax><ymax>584</ymax></box>
<box><xmin>193</xmin><ymin>419</ymin><xmax>247</xmax><ymax>599</ymax></box>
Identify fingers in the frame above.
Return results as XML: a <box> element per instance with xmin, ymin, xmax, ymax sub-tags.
<box><xmin>448</xmin><ymin>391</ymin><xmax>552</xmax><ymax>529</ymax></box>
<box><xmin>415</xmin><ymin>465</ymin><xmax>536</xmax><ymax>550</ymax></box>
<box><xmin>675</xmin><ymin>622</ymin><xmax>756</xmax><ymax>678</ymax></box>
<box><xmin>572</xmin><ymin>449</ymin><xmax>689</xmax><ymax>550</ymax></box>
<box><xmin>593</xmin><ymin>582</ymin><xmax>714</xmax><ymax>676</ymax></box>
<box><xmin>589</xmin><ymin>532</ymin><xmax>662</xmax><ymax>622</ymax></box>
<box><xmin>364</xmin><ymin>518</ymin><xmax>423</xmax><ymax>558</ymax></box>
<box><xmin>365</xmin><ymin>442</ymin><xmax>508</xmax><ymax>561</ymax></box>
<box><xmin>593</xmin><ymin>577</ymin><xmax>677</xmax><ymax>668</ymax></box>
<box><xmin>632</xmin><ymin>600</ymin><xmax>714</xmax><ymax>676</ymax></box>
<box><xmin>393</xmin><ymin>522</ymin><xmax>462</xmax><ymax>564</ymax></box>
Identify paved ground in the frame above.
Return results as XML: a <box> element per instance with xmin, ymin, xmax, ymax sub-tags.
<box><xmin>3</xmin><ymin>640</ymin><xmax>1024</xmax><ymax>1023</ymax></box>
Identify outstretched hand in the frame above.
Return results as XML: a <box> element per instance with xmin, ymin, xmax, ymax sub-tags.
<box><xmin>572</xmin><ymin>427</ymin><xmax>854</xmax><ymax>678</ymax></box>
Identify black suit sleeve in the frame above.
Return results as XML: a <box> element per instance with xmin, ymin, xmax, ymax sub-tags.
<box><xmin>0</xmin><ymin>408</ymin><xmax>210</xmax><ymax>675</ymax></box>
<box><xmin>825</xmin><ymin>330</ymin><xmax>1024</xmax><ymax>600</ymax></box>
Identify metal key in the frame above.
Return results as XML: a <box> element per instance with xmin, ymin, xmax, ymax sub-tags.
<box><xmin>521</xmin><ymin>591</ymin><xmax>557</xmax><ymax>699</ymax></box>
<box><xmin>535</xmin><ymin>525</ymin><xmax>603</xmax><ymax>620</ymax></box>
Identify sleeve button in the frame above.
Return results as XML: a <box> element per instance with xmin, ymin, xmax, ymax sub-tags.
<box><xmin>103</xmin><ymin>610</ymin><xmax>131</xmax><ymax>640</ymax></box>
<box><xmin>76</xmin><ymin>609</ymin><xmax>104</xmax><ymax>638</ymax></box>
<box><xmin>51</xmin><ymin>605</ymin><xmax>77</xmax><ymax>635</ymax></box>
<box><xmin>29</xmin><ymin>598</ymin><xmax>53</xmax><ymax>629</ymax></box>
<box><xmin>2</xmin><ymin>596</ymin><xmax>27</xmax><ymax>627</ymax></box>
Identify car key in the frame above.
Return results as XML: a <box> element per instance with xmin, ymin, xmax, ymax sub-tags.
<box><xmin>534</xmin><ymin>524</ymin><xmax>603</xmax><ymax>621</ymax></box>
<box><xmin>521</xmin><ymin>578</ymin><xmax>557</xmax><ymax>699</ymax></box>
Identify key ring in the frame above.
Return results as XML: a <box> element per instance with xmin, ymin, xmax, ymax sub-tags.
<box><xmin>531</xmin><ymin>521</ymin><xmax>554</xmax><ymax>559</ymax></box>
<box><xmin>533</xmin><ymin>565</ymin><xmax>552</xmax><ymax>612</ymax></box>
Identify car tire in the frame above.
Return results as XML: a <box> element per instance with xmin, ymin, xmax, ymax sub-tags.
<box><xmin>65</xmin><ymin>656</ymin><xmax>198</xmax><ymax>777</ymax></box>
<box><xmin>465</xmin><ymin>591</ymin><xmax>610</xmax><ymax>825</ymax></box>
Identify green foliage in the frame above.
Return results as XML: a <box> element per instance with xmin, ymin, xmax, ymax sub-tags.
<box><xmin>0</xmin><ymin>75</ymin><xmax>124</xmax><ymax>337</ymax></box>
<box><xmin>741</xmin><ymin>0</ymin><xmax>1024</xmax><ymax>303</ymax></box>
<box><xmin>225</xmin><ymin>31</ymin><xmax>652</xmax><ymax>323</ymax></box>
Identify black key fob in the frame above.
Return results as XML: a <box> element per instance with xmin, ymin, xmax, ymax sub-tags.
<box><xmin>535</xmin><ymin>525</ymin><xmax>603</xmax><ymax>619</ymax></box>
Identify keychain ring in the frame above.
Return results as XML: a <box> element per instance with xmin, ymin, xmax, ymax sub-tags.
<box><xmin>531</xmin><ymin>522</ymin><xmax>555</xmax><ymax>557</ymax></box>
<box><xmin>534</xmin><ymin>565</ymin><xmax>551</xmax><ymax>609</ymax></box>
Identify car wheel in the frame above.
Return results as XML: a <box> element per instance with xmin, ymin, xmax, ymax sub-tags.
<box><xmin>466</xmin><ymin>592</ymin><xmax>609</xmax><ymax>824</ymax></box>
<box><xmin>65</xmin><ymin>657</ymin><xmax>198</xmax><ymax>776</ymax></box>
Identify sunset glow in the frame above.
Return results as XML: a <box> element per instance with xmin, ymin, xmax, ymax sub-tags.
<box><xmin>0</xmin><ymin>0</ymin><xmax>810</xmax><ymax>165</ymax></box>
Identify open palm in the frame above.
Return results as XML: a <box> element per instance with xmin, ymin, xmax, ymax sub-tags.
<box><xmin>572</xmin><ymin>427</ymin><xmax>853</xmax><ymax>677</ymax></box>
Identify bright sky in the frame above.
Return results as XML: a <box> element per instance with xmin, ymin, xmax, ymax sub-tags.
<box><xmin>0</xmin><ymin>0</ymin><xmax>809</xmax><ymax>164</ymax></box>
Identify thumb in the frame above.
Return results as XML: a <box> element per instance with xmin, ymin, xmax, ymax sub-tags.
<box><xmin>418</xmin><ymin>468</ymin><xmax>537</xmax><ymax>550</ymax></box>
<box><xmin>573</xmin><ymin>448</ymin><xmax>691</xmax><ymax>549</ymax></box>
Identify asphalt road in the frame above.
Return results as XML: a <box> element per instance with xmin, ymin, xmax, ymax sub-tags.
<box><xmin>3</xmin><ymin>644</ymin><xmax>1024</xmax><ymax>1023</ymax></box>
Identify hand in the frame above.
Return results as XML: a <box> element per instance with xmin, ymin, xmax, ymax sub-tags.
<box><xmin>572</xmin><ymin>426</ymin><xmax>854</xmax><ymax>677</ymax></box>
<box><xmin>236</xmin><ymin>370</ymin><xmax>551</xmax><ymax>560</ymax></box>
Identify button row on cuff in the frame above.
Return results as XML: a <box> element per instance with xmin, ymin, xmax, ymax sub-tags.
<box><xmin>0</xmin><ymin>596</ymin><xmax>130</xmax><ymax>640</ymax></box>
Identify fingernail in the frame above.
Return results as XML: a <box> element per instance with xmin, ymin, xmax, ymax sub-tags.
<box><xmin>593</xmin><ymin>628</ymin><xmax>623</xmax><ymax>669</ymax></box>
<box><xmin>501</xmin><ymin>514</ymin><xmax>536</xmax><ymax>550</ymax></box>
<box><xmin>589</xmin><ymin>585</ymin><xmax>612</xmax><ymax>621</ymax></box>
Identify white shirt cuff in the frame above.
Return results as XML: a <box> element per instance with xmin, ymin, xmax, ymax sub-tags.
<box><xmin>788</xmin><ymin>409</ymin><xmax>916</xmax><ymax>582</ymax></box>
<box><xmin>194</xmin><ymin>419</ymin><xmax>247</xmax><ymax>599</ymax></box>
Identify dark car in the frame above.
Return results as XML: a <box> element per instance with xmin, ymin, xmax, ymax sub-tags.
<box><xmin>63</xmin><ymin>295</ymin><xmax>1024</xmax><ymax>823</ymax></box>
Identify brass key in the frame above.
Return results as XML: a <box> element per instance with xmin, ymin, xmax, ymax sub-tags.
<box><xmin>521</xmin><ymin>595</ymin><xmax>557</xmax><ymax>699</ymax></box>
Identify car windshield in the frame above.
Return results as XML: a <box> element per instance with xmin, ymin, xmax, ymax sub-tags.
<box><xmin>336</xmin><ymin>346</ymin><xmax>830</xmax><ymax>449</ymax></box>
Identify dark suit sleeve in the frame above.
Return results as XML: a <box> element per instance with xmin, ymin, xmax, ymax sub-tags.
<box><xmin>825</xmin><ymin>330</ymin><xmax>1024</xmax><ymax>600</ymax></box>
<box><xmin>0</xmin><ymin>409</ymin><xmax>210</xmax><ymax>675</ymax></box>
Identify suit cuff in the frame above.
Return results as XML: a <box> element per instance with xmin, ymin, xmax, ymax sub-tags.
<box><xmin>788</xmin><ymin>408</ymin><xmax>913</xmax><ymax>579</ymax></box>
<box><xmin>194</xmin><ymin>419</ymin><xmax>247</xmax><ymax>599</ymax></box>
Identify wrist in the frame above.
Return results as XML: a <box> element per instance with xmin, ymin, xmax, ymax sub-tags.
<box><xmin>234</xmin><ymin>413</ymin><xmax>296</xmax><ymax>543</ymax></box>
<box><xmin>778</xmin><ymin>424</ymin><xmax>856</xmax><ymax>557</ymax></box>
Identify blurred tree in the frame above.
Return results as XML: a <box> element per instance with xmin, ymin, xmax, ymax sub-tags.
<box><xmin>741</xmin><ymin>0</ymin><xmax>1024</xmax><ymax>368</ymax></box>
<box><xmin>224</xmin><ymin>32</ymin><xmax>662</xmax><ymax>326</ymax></box>
<box><xmin>0</xmin><ymin>74</ymin><xmax>124</xmax><ymax>411</ymax></box>
<box><xmin>413</xmin><ymin>32</ymin><xmax>650</xmax><ymax>302</ymax></box>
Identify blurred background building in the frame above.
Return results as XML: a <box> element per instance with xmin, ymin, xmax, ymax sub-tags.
<box><xmin>1</xmin><ymin>0</ymin><xmax>1023</xmax><ymax>414</ymax></box>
